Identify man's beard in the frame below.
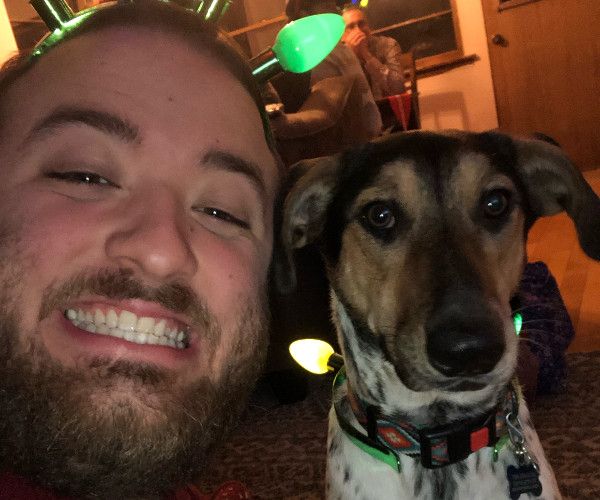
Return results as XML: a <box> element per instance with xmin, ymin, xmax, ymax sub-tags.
<box><xmin>0</xmin><ymin>268</ymin><xmax>269</xmax><ymax>498</ymax></box>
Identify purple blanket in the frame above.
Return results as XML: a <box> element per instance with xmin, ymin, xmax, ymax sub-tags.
<box><xmin>518</xmin><ymin>262</ymin><xmax>575</xmax><ymax>394</ymax></box>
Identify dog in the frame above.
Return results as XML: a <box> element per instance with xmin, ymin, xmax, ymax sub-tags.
<box><xmin>276</xmin><ymin>131</ymin><xmax>600</xmax><ymax>499</ymax></box>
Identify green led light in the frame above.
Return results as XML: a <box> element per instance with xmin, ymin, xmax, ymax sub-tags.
<box><xmin>205</xmin><ymin>0</ymin><xmax>218</xmax><ymax>19</ymax></box>
<box><xmin>513</xmin><ymin>313</ymin><xmax>523</xmax><ymax>336</ymax></box>
<box><xmin>196</xmin><ymin>0</ymin><xmax>230</xmax><ymax>21</ymax></box>
<box><xmin>273</xmin><ymin>13</ymin><xmax>344</xmax><ymax>73</ymax></box>
<box><xmin>31</xmin><ymin>9</ymin><xmax>95</xmax><ymax>56</ymax></box>
<box><xmin>251</xmin><ymin>57</ymin><xmax>279</xmax><ymax>77</ymax></box>
<box><xmin>30</xmin><ymin>0</ymin><xmax>74</xmax><ymax>31</ymax></box>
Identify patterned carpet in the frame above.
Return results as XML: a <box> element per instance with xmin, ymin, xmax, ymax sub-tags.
<box><xmin>199</xmin><ymin>352</ymin><xmax>600</xmax><ymax>499</ymax></box>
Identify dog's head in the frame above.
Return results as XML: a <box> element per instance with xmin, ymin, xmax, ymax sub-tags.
<box><xmin>276</xmin><ymin>131</ymin><xmax>600</xmax><ymax>405</ymax></box>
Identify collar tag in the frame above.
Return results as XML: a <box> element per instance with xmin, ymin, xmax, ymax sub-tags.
<box><xmin>507</xmin><ymin>464</ymin><xmax>542</xmax><ymax>499</ymax></box>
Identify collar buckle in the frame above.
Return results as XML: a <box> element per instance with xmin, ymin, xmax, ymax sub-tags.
<box><xmin>419</xmin><ymin>412</ymin><xmax>498</xmax><ymax>469</ymax></box>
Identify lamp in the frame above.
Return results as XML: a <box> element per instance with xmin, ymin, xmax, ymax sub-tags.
<box><xmin>251</xmin><ymin>13</ymin><xmax>345</xmax><ymax>82</ymax></box>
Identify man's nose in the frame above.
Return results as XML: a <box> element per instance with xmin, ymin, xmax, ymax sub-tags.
<box><xmin>105</xmin><ymin>187</ymin><xmax>198</xmax><ymax>281</ymax></box>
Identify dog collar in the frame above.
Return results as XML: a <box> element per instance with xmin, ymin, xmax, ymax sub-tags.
<box><xmin>333</xmin><ymin>368</ymin><xmax>517</xmax><ymax>471</ymax></box>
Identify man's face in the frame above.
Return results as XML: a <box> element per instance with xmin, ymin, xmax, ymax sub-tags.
<box><xmin>343</xmin><ymin>9</ymin><xmax>371</xmax><ymax>37</ymax></box>
<box><xmin>0</xmin><ymin>26</ymin><xmax>277</xmax><ymax>496</ymax></box>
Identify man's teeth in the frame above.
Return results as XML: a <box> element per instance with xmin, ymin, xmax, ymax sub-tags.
<box><xmin>65</xmin><ymin>308</ymin><xmax>188</xmax><ymax>349</ymax></box>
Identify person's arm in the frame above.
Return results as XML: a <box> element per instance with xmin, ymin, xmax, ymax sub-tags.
<box><xmin>363</xmin><ymin>37</ymin><xmax>405</xmax><ymax>97</ymax></box>
<box><xmin>270</xmin><ymin>75</ymin><xmax>355</xmax><ymax>139</ymax></box>
<box><xmin>310</xmin><ymin>44</ymin><xmax>345</xmax><ymax>85</ymax></box>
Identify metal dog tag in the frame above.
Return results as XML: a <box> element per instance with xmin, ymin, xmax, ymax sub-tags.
<box><xmin>507</xmin><ymin>464</ymin><xmax>542</xmax><ymax>499</ymax></box>
<box><xmin>505</xmin><ymin>409</ymin><xmax>542</xmax><ymax>499</ymax></box>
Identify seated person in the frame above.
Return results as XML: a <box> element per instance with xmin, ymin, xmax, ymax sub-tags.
<box><xmin>342</xmin><ymin>5</ymin><xmax>405</xmax><ymax>100</ymax></box>
<box><xmin>263</xmin><ymin>0</ymin><xmax>382</xmax><ymax>161</ymax></box>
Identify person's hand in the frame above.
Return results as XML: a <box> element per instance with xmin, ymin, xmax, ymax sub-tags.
<box><xmin>342</xmin><ymin>29</ymin><xmax>371</xmax><ymax>62</ymax></box>
<box><xmin>268</xmin><ymin>113</ymin><xmax>289</xmax><ymax>137</ymax></box>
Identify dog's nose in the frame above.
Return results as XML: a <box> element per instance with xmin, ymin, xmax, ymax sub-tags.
<box><xmin>426</xmin><ymin>310</ymin><xmax>505</xmax><ymax>377</ymax></box>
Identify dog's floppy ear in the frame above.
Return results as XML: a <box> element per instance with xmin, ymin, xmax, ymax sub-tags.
<box><xmin>515</xmin><ymin>138</ymin><xmax>600</xmax><ymax>260</ymax></box>
<box><xmin>273</xmin><ymin>154</ymin><xmax>343</xmax><ymax>294</ymax></box>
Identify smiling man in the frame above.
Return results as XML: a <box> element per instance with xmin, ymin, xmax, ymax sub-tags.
<box><xmin>0</xmin><ymin>2</ymin><xmax>280</xmax><ymax>498</ymax></box>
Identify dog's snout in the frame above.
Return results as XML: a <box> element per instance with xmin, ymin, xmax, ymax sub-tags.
<box><xmin>426</xmin><ymin>306</ymin><xmax>505</xmax><ymax>377</ymax></box>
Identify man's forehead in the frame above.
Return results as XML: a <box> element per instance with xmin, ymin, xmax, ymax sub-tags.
<box><xmin>2</xmin><ymin>26</ymin><xmax>278</xmax><ymax>193</ymax></box>
<box><xmin>37</xmin><ymin>26</ymin><xmax>225</xmax><ymax>76</ymax></box>
<box><xmin>344</xmin><ymin>9</ymin><xmax>364</xmax><ymax>20</ymax></box>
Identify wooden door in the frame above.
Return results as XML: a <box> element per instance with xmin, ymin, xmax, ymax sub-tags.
<box><xmin>481</xmin><ymin>0</ymin><xmax>600</xmax><ymax>171</ymax></box>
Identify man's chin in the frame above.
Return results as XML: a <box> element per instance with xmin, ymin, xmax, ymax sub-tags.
<box><xmin>0</xmin><ymin>271</ymin><xmax>269</xmax><ymax>497</ymax></box>
<box><xmin>86</xmin><ymin>379</ymin><xmax>178</xmax><ymax>422</ymax></box>
<box><xmin>0</xmin><ymin>339</ymin><xmax>264</xmax><ymax>498</ymax></box>
<box><xmin>2</xmin><ymin>360</ymin><xmax>244</xmax><ymax>497</ymax></box>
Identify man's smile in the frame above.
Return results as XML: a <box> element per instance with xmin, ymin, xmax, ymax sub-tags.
<box><xmin>64</xmin><ymin>307</ymin><xmax>190</xmax><ymax>349</ymax></box>
<box><xmin>46</xmin><ymin>296</ymin><xmax>204</xmax><ymax>369</ymax></box>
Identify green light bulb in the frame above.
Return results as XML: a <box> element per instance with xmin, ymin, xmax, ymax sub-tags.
<box><xmin>273</xmin><ymin>13</ymin><xmax>344</xmax><ymax>73</ymax></box>
<box><xmin>513</xmin><ymin>312</ymin><xmax>523</xmax><ymax>336</ymax></box>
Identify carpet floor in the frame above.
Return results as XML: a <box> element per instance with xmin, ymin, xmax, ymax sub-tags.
<box><xmin>199</xmin><ymin>351</ymin><xmax>600</xmax><ymax>499</ymax></box>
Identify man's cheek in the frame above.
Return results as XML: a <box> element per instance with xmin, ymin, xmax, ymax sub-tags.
<box><xmin>200</xmin><ymin>244</ymin><xmax>266</xmax><ymax>301</ymax></box>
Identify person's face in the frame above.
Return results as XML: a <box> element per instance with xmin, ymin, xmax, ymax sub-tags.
<box><xmin>343</xmin><ymin>9</ymin><xmax>371</xmax><ymax>36</ymax></box>
<box><xmin>0</xmin><ymin>26</ymin><xmax>277</xmax><ymax>495</ymax></box>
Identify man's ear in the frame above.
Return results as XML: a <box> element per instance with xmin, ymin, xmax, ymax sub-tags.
<box><xmin>515</xmin><ymin>138</ymin><xmax>600</xmax><ymax>260</ymax></box>
<box><xmin>273</xmin><ymin>154</ymin><xmax>343</xmax><ymax>294</ymax></box>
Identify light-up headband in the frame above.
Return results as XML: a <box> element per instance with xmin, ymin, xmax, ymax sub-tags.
<box><xmin>28</xmin><ymin>0</ymin><xmax>345</xmax><ymax>83</ymax></box>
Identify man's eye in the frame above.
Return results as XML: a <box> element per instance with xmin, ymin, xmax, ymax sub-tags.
<box><xmin>196</xmin><ymin>207</ymin><xmax>250</xmax><ymax>230</ymax></box>
<box><xmin>46</xmin><ymin>171</ymin><xmax>118</xmax><ymax>187</ymax></box>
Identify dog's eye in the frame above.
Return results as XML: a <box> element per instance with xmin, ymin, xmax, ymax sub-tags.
<box><xmin>482</xmin><ymin>190</ymin><xmax>511</xmax><ymax>218</ymax></box>
<box><xmin>358</xmin><ymin>201</ymin><xmax>407</xmax><ymax>243</ymax></box>
<box><xmin>364</xmin><ymin>202</ymin><xmax>396</xmax><ymax>229</ymax></box>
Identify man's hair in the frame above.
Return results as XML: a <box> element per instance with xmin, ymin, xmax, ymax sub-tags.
<box><xmin>341</xmin><ymin>4</ymin><xmax>362</xmax><ymax>14</ymax></box>
<box><xmin>0</xmin><ymin>0</ymin><xmax>275</xmax><ymax>148</ymax></box>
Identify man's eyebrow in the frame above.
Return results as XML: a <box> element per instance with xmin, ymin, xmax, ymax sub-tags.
<box><xmin>201</xmin><ymin>149</ymin><xmax>267</xmax><ymax>196</ymax></box>
<box><xmin>23</xmin><ymin>106</ymin><xmax>140</xmax><ymax>147</ymax></box>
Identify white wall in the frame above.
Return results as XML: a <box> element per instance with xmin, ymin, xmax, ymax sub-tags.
<box><xmin>418</xmin><ymin>0</ymin><xmax>498</xmax><ymax>132</ymax></box>
<box><xmin>0</xmin><ymin>0</ymin><xmax>17</xmax><ymax>64</ymax></box>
